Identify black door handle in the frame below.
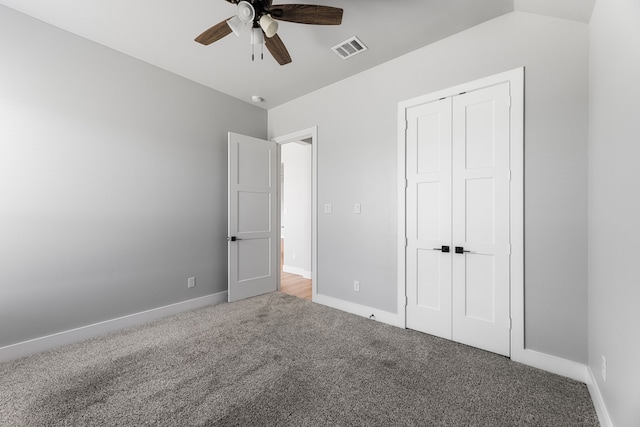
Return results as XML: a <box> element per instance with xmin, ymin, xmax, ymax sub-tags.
<box><xmin>433</xmin><ymin>245</ymin><xmax>450</xmax><ymax>253</ymax></box>
<box><xmin>455</xmin><ymin>246</ymin><xmax>470</xmax><ymax>254</ymax></box>
<box><xmin>227</xmin><ymin>236</ymin><xmax>243</xmax><ymax>242</ymax></box>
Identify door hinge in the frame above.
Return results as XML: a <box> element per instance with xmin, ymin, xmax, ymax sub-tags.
<box><xmin>404</xmin><ymin>237</ymin><xmax>408</xmax><ymax>247</ymax></box>
<box><xmin>508</xmin><ymin>170</ymin><xmax>512</xmax><ymax>182</ymax></box>
<box><xmin>507</xmin><ymin>96</ymin><xmax>511</xmax><ymax>108</ymax></box>
<box><xmin>405</xmin><ymin>178</ymin><xmax>408</xmax><ymax>189</ymax></box>
<box><xmin>405</xmin><ymin>120</ymin><xmax>409</xmax><ymax>131</ymax></box>
<box><xmin>405</xmin><ymin>296</ymin><xmax>409</xmax><ymax>306</ymax></box>
<box><xmin>507</xmin><ymin>244</ymin><xmax>512</xmax><ymax>255</ymax></box>
<box><xmin>507</xmin><ymin>318</ymin><xmax>512</xmax><ymax>330</ymax></box>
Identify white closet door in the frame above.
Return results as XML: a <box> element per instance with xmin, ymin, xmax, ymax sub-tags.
<box><xmin>451</xmin><ymin>83</ymin><xmax>511</xmax><ymax>356</ymax></box>
<box><xmin>405</xmin><ymin>98</ymin><xmax>453</xmax><ymax>340</ymax></box>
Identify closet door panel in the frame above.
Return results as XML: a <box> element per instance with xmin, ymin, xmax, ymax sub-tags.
<box><xmin>406</xmin><ymin>98</ymin><xmax>452</xmax><ymax>340</ymax></box>
<box><xmin>452</xmin><ymin>82</ymin><xmax>511</xmax><ymax>357</ymax></box>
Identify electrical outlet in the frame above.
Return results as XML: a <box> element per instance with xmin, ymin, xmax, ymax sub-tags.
<box><xmin>188</xmin><ymin>277</ymin><xmax>196</xmax><ymax>288</ymax></box>
<box><xmin>601</xmin><ymin>355</ymin><xmax>607</xmax><ymax>382</ymax></box>
<box><xmin>354</xmin><ymin>281</ymin><xmax>360</xmax><ymax>292</ymax></box>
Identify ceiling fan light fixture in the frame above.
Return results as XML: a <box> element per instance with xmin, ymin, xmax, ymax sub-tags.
<box><xmin>227</xmin><ymin>1</ymin><xmax>255</xmax><ymax>36</ymax></box>
<box><xmin>259</xmin><ymin>14</ymin><xmax>278</xmax><ymax>38</ymax></box>
<box><xmin>250</xmin><ymin>26</ymin><xmax>265</xmax><ymax>61</ymax></box>
<box><xmin>236</xmin><ymin>1</ymin><xmax>255</xmax><ymax>23</ymax></box>
<box><xmin>250</xmin><ymin>27</ymin><xmax>264</xmax><ymax>45</ymax></box>
<box><xmin>227</xmin><ymin>16</ymin><xmax>248</xmax><ymax>36</ymax></box>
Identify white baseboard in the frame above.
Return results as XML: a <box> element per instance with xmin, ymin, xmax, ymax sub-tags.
<box><xmin>282</xmin><ymin>265</ymin><xmax>312</xmax><ymax>279</ymax></box>
<box><xmin>313</xmin><ymin>293</ymin><xmax>403</xmax><ymax>328</ymax></box>
<box><xmin>509</xmin><ymin>351</ymin><xmax>613</xmax><ymax>426</ymax></box>
<box><xmin>511</xmin><ymin>347</ymin><xmax>589</xmax><ymax>383</ymax></box>
<box><xmin>311</xmin><ymin>295</ymin><xmax>590</xmax><ymax>386</ymax></box>
<box><xmin>587</xmin><ymin>367</ymin><xmax>614</xmax><ymax>427</ymax></box>
<box><xmin>0</xmin><ymin>292</ymin><xmax>227</xmax><ymax>363</ymax></box>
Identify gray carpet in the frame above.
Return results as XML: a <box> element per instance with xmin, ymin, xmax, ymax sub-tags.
<box><xmin>1</xmin><ymin>292</ymin><xmax>599</xmax><ymax>426</ymax></box>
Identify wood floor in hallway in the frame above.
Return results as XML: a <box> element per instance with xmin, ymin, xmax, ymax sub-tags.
<box><xmin>280</xmin><ymin>271</ymin><xmax>312</xmax><ymax>301</ymax></box>
<box><xmin>280</xmin><ymin>239</ymin><xmax>312</xmax><ymax>300</ymax></box>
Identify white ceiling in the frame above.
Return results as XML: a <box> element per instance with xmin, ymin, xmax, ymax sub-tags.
<box><xmin>0</xmin><ymin>0</ymin><xmax>595</xmax><ymax>109</ymax></box>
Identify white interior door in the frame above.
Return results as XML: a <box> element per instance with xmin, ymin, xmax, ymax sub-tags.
<box><xmin>405</xmin><ymin>82</ymin><xmax>512</xmax><ymax>357</ymax></box>
<box><xmin>405</xmin><ymin>98</ymin><xmax>453</xmax><ymax>340</ymax></box>
<box><xmin>228</xmin><ymin>132</ymin><xmax>278</xmax><ymax>302</ymax></box>
<box><xmin>451</xmin><ymin>83</ymin><xmax>511</xmax><ymax>356</ymax></box>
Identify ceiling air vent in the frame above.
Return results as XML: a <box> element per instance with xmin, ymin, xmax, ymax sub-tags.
<box><xmin>332</xmin><ymin>36</ymin><xmax>367</xmax><ymax>59</ymax></box>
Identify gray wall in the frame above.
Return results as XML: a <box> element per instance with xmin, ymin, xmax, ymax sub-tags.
<box><xmin>588</xmin><ymin>0</ymin><xmax>640</xmax><ymax>425</ymax></box>
<box><xmin>269</xmin><ymin>12</ymin><xmax>589</xmax><ymax>363</ymax></box>
<box><xmin>0</xmin><ymin>6</ymin><xmax>267</xmax><ymax>347</ymax></box>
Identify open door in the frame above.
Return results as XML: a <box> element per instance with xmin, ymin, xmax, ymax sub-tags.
<box><xmin>228</xmin><ymin>132</ymin><xmax>278</xmax><ymax>302</ymax></box>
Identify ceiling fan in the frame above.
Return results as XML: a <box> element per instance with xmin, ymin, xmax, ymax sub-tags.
<box><xmin>195</xmin><ymin>0</ymin><xmax>343</xmax><ymax>65</ymax></box>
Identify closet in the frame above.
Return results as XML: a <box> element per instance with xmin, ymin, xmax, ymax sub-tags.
<box><xmin>403</xmin><ymin>81</ymin><xmax>513</xmax><ymax>357</ymax></box>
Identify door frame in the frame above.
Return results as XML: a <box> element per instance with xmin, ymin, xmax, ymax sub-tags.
<box><xmin>272</xmin><ymin>126</ymin><xmax>318</xmax><ymax>301</ymax></box>
<box><xmin>397</xmin><ymin>68</ymin><xmax>524</xmax><ymax>359</ymax></box>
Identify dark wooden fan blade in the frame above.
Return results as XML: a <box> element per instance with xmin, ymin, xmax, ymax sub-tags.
<box><xmin>270</xmin><ymin>4</ymin><xmax>343</xmax><ymax>25</ymax></box>
<box><xmin>262</xmin><ymin>0</ymin><xmax>273</xmax><ymax>9</ymax></box>
<box><xmin>195</xmin><ymin>18</ymin><xmax>233</xmax><ymax>45</ymax></box>
<box><xmin>265</xmin><ymin>33</ymin><xmax>292</xmax><ymax>65</ymax></box>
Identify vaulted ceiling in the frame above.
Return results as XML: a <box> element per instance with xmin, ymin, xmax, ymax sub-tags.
<box><xmin>0</xmin><ymin>0</ymin><xmax>594</xmax><ymax>109</ymax></box>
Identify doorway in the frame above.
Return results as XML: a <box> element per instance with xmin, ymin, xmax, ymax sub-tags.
<box><xmin>273</xmin><ymin>127</ymin><xmax>318</xmax><ymax>302</ymax></box>
<box><xmin>280</xmin><ymin>141</ymin><xmax>312</xmax><ymax>300</ymax></box>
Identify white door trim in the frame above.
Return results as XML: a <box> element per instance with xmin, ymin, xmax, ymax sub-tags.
<box><xmin>398</xmin><ymin>68</ymin><xmax>524</xmax><ymax>359</ymax></box>
<box><xmin>272</xmin><ymin>127</ymin><xmax>318</xmax><ymax>301</ymax></box>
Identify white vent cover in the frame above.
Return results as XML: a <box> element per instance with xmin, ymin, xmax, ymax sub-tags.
<box><xmin>332</xmin><ymin>36</ymin><xmax>367</xmax><ymax>59</ymax></box>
